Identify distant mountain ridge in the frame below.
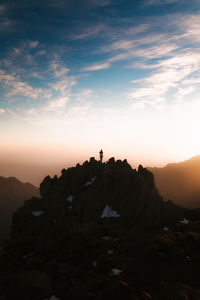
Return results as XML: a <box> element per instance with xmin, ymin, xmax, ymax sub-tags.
<box><xmin>0</xmin><ymin>176</ymin><xmax>39</xmax><ymax>238</ymax></box>
<box><xmin>149</xmin><ymin>155</ymin><xmax>200</xmax><ymax>209</ymax></box>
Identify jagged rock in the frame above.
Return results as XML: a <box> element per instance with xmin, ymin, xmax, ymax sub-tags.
<box><xmin>40</xmin><ymin>176</ymin><xmax>52</xmax><ymax>198</ymax></box>
<box><xmin>12</xmin><ymin>158</ymin><xmax>185</xmax><ymax>239</ymax></box>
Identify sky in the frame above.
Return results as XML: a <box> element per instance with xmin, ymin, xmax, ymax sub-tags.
<box><xmin>1</xmin><ymin>0</ymin><xmax>200</xmax><ymax>183</ymax></box>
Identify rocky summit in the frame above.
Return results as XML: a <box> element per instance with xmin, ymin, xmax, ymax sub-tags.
<box><xmin>12</xmin><ymin>157</ymin><xmax>184</xmax><ymax>238</ymax></box>
<box><xmin>1</xmin><ymin>157</ymin><xmax>200</xmax><ymax>300</ymax></box>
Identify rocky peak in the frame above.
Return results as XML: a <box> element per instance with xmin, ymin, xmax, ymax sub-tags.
<box><xmin>12</xmin><ymin>157</ymin><xmax>184</xmax><ymax>240</ymax></box>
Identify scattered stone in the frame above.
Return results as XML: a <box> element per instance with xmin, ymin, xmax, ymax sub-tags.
<box><xmin>32</xmin><ymin>211</ymin><xmax>44</xmax><ymax>217</ymax></box>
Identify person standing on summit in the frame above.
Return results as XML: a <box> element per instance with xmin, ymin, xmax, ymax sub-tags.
<box><xmin>99</xmin><ymin>149</ymin><xmax>103</xmax><ymax>162</ymax></box>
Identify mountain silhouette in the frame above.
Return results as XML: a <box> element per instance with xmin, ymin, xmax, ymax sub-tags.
<box><xmin>1</xmin><ymin>157</ymin><xmax>200</xmax><ymax>299</ymax></box>
<box><xmin>0</xmin><ymin>176</ymin><xmax>39</xmax><ymax>238</ymax></box>
<box><xmin>149</xmin><ymin>155</ymin><xmax>200</xmax><ymax>209</ymax></box>
<box><xmin>12</xmin><ymin>157</ymin><xmax>184</xmax><ymax>239</ymax></box>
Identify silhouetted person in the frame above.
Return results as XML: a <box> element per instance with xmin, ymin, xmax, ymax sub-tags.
<box><xmin>99</xmin><ymin>149</ymin><xmax>103</xmax><ymax>162</ymax></box>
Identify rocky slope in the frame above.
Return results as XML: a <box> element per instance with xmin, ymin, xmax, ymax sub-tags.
<box><xmin>149</xmin><ymin>155</ymin><xmax>200</xmax><ymax>208</ymax></box>
<box><xmin>0</xmin><ymin>176</ymin><xmax>39</xmax><ymax>238</ymax></box>
<box><xmin>0</xmin><ymin>157</ymin><xmax>200</xmax><ymax>300</ymax></box>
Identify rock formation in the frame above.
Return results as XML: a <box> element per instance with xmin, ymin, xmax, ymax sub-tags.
<box><xmin>1</xmin><ymin>158</ymin><xmax>200</xmax><ymax>299</ymax></box>
<box><xmin>12</xmin><ymin>157</ymin><xmax>184</xmax><ymax>239</ymax></box>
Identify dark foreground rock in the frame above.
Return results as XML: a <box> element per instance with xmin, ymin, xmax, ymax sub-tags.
<box><xmin>0</xmin><ymin>157</ymin><xmax>200</xmax><ymax>299</ymax></box>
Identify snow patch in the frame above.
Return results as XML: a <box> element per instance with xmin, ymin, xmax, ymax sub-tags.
<box><xmin>110</xmin><ymin>268</ymin><xmax>122</xmax><ymax>276</ymax></box>
<box><xmin>163</xmin><ymin>227</ymin><xmax>169</xmax><ymax>232</ymax></box>
<box><xmin>84</xmin><ymin>176</ymin><xmax>96</xmax><ymax>187</ymax></box>
<box><xmin>67</xmin><ymin>195</ymin><xmax>73</xmax><ymax>203</ymax></box>
<box><xmin>179</xmin><ymin>218</ymin><xmax>189</xmax><ymax>225</ymax></box>
<box><xmin>101</xmin><ymin>204</ymin><xmax>120</xmax><ymax>218</ymax></box>
<box><xmin>32</xmin><ymin>211</ymin><xmax>44</xmax><ymax>216</ymax></box>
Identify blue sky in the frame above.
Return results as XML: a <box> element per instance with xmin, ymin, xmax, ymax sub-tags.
<box><xmin>1</xmin><ymin>0</ymin><xmax>200</xmax><ymax>168</ymax></box>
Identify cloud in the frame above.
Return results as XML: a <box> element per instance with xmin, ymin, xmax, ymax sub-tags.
<box><xmin>43</xmin><ymin>97</ymin><xmax>69</xmax><ymax>112</ymax></box>
<box><xmin>0</xmin><ymin>108</ymin><xmax>6</xmax><ymax>115</ymax></box>
<box><xmin>100</xmin><ymin>33</ymin><xmax>168</xmax><ymax>53</ymax></box>
<box><xmin>74</xmin><ymin>89</ymin><xmax>95</xmax><ymax>102</ymax></box>
<box><xmin>50</xmin><ymin>61</ymin><xmax>70</xmax><ymax>78</ymax></box>
<box><xmin>91</xmin><ymin>0</ymin><xmax>112</xmax><ymax>6</ymax></box>
<box><xmin>124</xmin><ymin>24</ymin><xmax>149</xmax><ymax>35</ymax></box>
<box><xmin>180</xmin><ymin>15</ymin><xmax>200</xmax><ymax>42</ymax></box>
<box><xmin>50</xmin><ymin>77</ymin><xmax>76</xmax><ymax>95</ymax></box>
<box><xmin>82</xmin><ymin>62</ymin><xmax>111</xmax><ymax>71</ymax></box>
<box><xmin>71</xmin><ymin>23</ymin><xmax>106</xmax><ymax>40</ymax></box>
<box><xmin>126</xmin><ymin>50</ymin><xmax>200</xmax><ymax>109</ymax></box>
<box><xmin>28</xmin><ymin>41</ymin><xmax>39</xmax><ymax>48</ymax></box>
<box><xmin>6</xmin><ymin>81</ymin><xmax>44</xmax><ymax>99</ymax></box>
<box><xmin>143</xmin><ymin>0</ymin><xmax>181</xmax><ymax>6</ymax></box>
<box><xmin>0</xmin><ymin>69</ymin><xmax>52</xmax><ymax>99</ymax></box>
<box><xmin>0</xmin><ymin>4</ymin><xmax>15</xmax><ymax>32</ymax></box>
<box><xmin>79</xmin><ymin>11</ymin><xmax>200</xmax><ymax>113</ymax></box>
<box><xmin>84</xmin><ymin>42</ymin><xmax>177</xmax><ymax>72</ymax></box>
<box><xmin>0</xmin><ymin>41</ymin><xmax>76</xmax><ymax>102</ymax></box>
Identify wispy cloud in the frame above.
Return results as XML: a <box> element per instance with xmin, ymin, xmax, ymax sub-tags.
<box><xmin>0</xmin><ymin>108</ymin><xmax>6</xmax><ymax>115</ymax></box>
<box><xmin>0</xmin><ymin>69</ymin><xmax>52</xmax><ymax>99</ymax></box>
<box><xmin>50</xmin><ymin>61</ymin><xmax>70</xmax><ymax>77</ymax></box>
<box><xmin>71</xmin><ymin>23</ymin><xmax>106</xmax><ymax>40</ymax></box>
<box><xmin>143</xmin><ymin>0</ymin><xmax>181</xmax><ymax>6</ymax></box>
<box><xmin>180</xmin><ymin>15</ymin><xmax>200</xmax><ymax>42</ymax></box>
<box><xmin>0</xmin><ymin>40</ymin><xmax>76</xmax><ymax>103</ymax></box>
<box><xmin>50</xmin><ymin>77</ymin><xmax>76</xmax><ymax>95</ymax></box>
<box><xmin>74</xmin><ymin>89</ymin><xmax>95</xmax><ymax>102</ymax></box>
<box><xmin>84</xmin><ymin>41</ymin><xmax>177</xmax><ymax>72</ymax></box>
<box><xmin>126</xmin><ymin>50</ymin><xmax>200</xmax><ymax>109</ymax></box>
<box><xmin>43</xmin><ymin>96</ymin><xmax>69</xmax><ymax>112</ymax></box>
<box><xmin>28</xmin><ymin>41</ymin><xmax>39</xmax><ymax>48</ymax></box>
<box><xmin>0</xmin><ymin>4</ymin><xmax>14</xmax><ymax>32</ymax></box>
<box><xmin>83</xmin><ymin>62</ymin><xmax>110</xmax><ymax>71</ymax></box>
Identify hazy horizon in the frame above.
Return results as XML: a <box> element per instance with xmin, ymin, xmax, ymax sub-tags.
<box><xmin>0</xmin><ymin>152</ymin><xmax>199</xmax><ymax>186</ymax></box>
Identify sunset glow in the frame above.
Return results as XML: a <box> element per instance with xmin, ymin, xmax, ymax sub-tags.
<box><xmin>1</xmin><ymin>0</ymin><xmax>200</xmax><ymax>183</ymax></box>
